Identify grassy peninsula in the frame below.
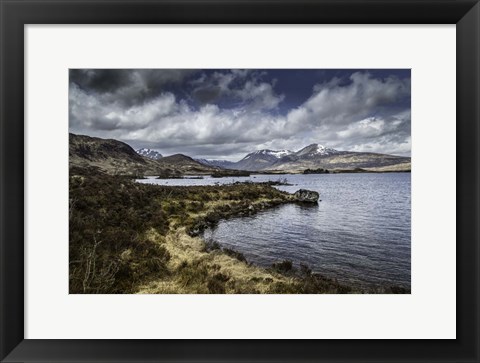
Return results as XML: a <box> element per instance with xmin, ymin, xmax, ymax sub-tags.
<box><xmin>69</xmin><ymin>166</ymin><xmax>363</xmax><ymax>294</ymax></box>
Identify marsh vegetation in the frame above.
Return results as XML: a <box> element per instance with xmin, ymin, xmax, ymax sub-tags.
<box><xmin>69</xmin><ymin>166</ymin><xmax>365</xmax><ymax>294</ymax></box>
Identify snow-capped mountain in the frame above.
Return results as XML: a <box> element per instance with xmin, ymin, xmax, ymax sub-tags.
<box><xmin>295</xmin><ymin>144</ymin><xmax>339</xmax><ymax>157</ymax></box>
<box><xmin>268</xmin><ymin>143</ymin><xmax>410</xmax><ymax>172</ymax></box>
<box><xmin>243</xmin><ymin>149</ymin><xmax>294</xmax><ymax>160</ymax></box>
<box><xmin>232</xmin><ymin>145</ymin><xmax>340</xmax><ymax>171</ymax></box>
<box><xmin>233</xmin><ymin>149</ymin><xmax>295</xmax><ymax>171</ymax></box>
<box><xmin>136</xmin><ymin>148</ymin><xmax>163</xmax><ymax>160</ymax></box>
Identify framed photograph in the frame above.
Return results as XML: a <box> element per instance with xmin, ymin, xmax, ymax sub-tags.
<box><xmin>1</xmin><ymin>0</ymin><xmax>479</xmax><ymax>362</ymax></box>
<box><xmin>68</xmin><ymin>67</ymin><xmax>412</xmax><ymax>296</ymax></box>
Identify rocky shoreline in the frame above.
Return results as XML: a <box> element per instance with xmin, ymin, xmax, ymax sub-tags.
<box><xmin>188</xmin><ymin>186</ymin><xmax>320</xmax><ymax>237</ymax></box>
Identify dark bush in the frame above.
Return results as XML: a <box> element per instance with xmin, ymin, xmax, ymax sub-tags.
<box><xmin>299</xmin><ymin>263</ymin><xmax>312</xmax><ymax>276</ymax></box>
<box><xmin>203</xmin><ymin>238</ymin><xmax>221</xmax><ymax>252</ymax></box>
<box><xmin>207</xmin><ymin>273</ymin><xmax>230</xmax><ymax>293</ymax></box>
<box><xmin>272</xmin><ymin>260</ymin><xmax>293</xmax><ymax>274</ymax></box>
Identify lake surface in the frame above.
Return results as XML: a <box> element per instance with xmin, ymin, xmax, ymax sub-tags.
<box><xmin>137</xmin><ymin>173</ymin><xmax>411</xmax><ymax>289</ymax></box>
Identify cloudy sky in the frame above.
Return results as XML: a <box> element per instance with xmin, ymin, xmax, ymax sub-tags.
<box><xmin>69</xmin><ymin>69</ymin><xmax>411</xmax><ymax>161</ymax></box>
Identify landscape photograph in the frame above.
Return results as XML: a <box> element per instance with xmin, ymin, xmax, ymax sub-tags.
<box><xmin>69</xmin><ymin>68</ymin><xmax>411</xmax><ymax>294</ymax></box>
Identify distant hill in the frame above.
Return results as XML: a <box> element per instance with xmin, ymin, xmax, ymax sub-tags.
<box><xmin>269</xmin><ymin>148</ymin><xmax>411</xmax><ymax>173</ymax></box>
<box><xmin>69</xmin><ymin>133</ymin><xmax>217</xmax><ymax>176</ymax></box>
<box><xmin>195</xmin><ymin>158</ymin><xmax>236</xmax><ymax>169</ymax></box>
<box><xmin>155</xmin><ymin>154</ymin><xmax>221</xmax><ymax>177</ymax></box>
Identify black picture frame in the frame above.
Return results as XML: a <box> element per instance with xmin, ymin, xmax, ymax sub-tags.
<box><xmin>1</xmin><ymin>1</ymin><xmax>479</xmax><ymax>362</ymax></box>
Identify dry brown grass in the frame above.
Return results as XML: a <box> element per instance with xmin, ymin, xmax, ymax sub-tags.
<box><xmin>137</xmin><ymin>228</ymin><xmax>295</xmax><ymax>294</ymax></box>
<box><xmin>364</xmin><ymin>162</ymin><xmax>411</xmax><ymax>172</ymax></box>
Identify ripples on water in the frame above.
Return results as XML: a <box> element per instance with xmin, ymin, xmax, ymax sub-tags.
<box><xmin>138</xmin><ymin>173</ymin><xmax>411</xmax><ymax>288</ymax></box>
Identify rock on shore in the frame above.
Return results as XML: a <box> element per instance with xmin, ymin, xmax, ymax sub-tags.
<box><xmin>294</xmin><ymin>189</ymin><xmax>320</xmax><ymax>203</ymax></box>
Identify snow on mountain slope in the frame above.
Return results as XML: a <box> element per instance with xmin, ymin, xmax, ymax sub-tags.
<box><xmin>243</xmin><ymin>149</ymin><xmax>294</xmax><ymax>160</ymax></box>
<box><xmin>136</xmin><ymin>148</ymin><xmax>163</xmax><ymax>160</ymax></box>
<box><xmin>295</xmin><ymin>144</ymin><xmax>339</xmax><ymax>157</ymax></box>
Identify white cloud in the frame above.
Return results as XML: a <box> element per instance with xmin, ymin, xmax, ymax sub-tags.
<box><xmin>337</xmin><ymin>118</ymin><xmax>387</xmax><ymax>139</ymax></box>
<box><xmin>285</xmin><ymin>71</ymin><xmax>410</xmax><ymax>130</ymax></box>
<box><xmin>69</xmin><ymin>84</ymin><xmax>178</xmax><ymax>131</ymax></box>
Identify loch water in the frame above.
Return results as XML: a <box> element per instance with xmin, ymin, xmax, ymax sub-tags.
<box><xmin>137</xmin><ymin>173</ymin><xmax>411</xmax><ymax>288</ymax></box>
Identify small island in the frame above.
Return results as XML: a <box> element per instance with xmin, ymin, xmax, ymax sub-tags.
<box><xmin>303</xmin><ymin>168</ymin><xmax>330</xmax><ymax>174</ymax></box>
<box><xmin>211</xmin><ymin>170</ymin><xmax>251</xmax><ymax>178</ymax></box>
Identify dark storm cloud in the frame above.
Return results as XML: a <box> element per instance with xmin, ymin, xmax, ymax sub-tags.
<box><xmin>69</xmin><ymin>69</ymin><xmax>196</xmax><ymax>107</ymax></box>
<box><xmin>70</xmin><ymin>69</ymin><xmax>133</xmax><ymax>93</ymax></box>
<box><xmin>193</xmin><ymin>86</ymin><xmax>222</xmax><ymax>104</ymax></box>
<box><xmin>69</xmin><ymin>69</ymin><xmax>411</xmax><ymax>160</ymax></box>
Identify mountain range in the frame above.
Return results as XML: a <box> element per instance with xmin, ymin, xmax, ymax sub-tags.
<box><xmin>195</xmin><ymin>144</ymin><xmax>411</xmax><ymax>172</ymax></box>
<box><xmin>70</xmin><ymin>133</ymin><xmax>410</xmax><ymax>176</ymax></box>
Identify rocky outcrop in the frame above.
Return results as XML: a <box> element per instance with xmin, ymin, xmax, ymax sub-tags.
<box><xmin>294</xmin><ymin>189</ymin><xmax>320</xmax><ymax>203</ymax></box>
